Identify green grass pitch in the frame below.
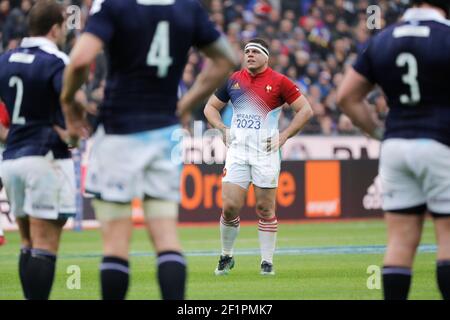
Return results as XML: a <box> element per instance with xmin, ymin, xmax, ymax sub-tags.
<box><xmin>0</xmin><ymin>219</ymin><xmax>441</xmax><ymax>300</ymax></box>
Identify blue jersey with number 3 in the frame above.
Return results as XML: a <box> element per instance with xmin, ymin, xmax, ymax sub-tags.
<box><xmin>0</xmin><ymin>37</ymin><xmax>71</xmax><ymax>160</ymax></box>
<box><xmin>353</xmin><ymin>8</ymin><xmax>450</xmax><ymax>146</ymax></box>
<box><xmin>84</xmin><ymin>0</ymin><xmax>220</xmax><ymax>134</ymax></box>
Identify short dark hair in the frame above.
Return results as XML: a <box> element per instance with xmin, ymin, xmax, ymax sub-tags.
<box><xmin>28</xmin><ymin>0</ymin><xmax>64</xmax><ymax>37</ymax></box>
<box><xmin>247</xmin><ymin>38</ymin><xmax>269</xmax><ymax>51</ymax></box>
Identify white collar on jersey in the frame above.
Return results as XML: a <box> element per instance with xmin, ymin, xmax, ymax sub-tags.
<box><xmin>20</xmin><ymin>37</ymin><xmax>58</xmax><ymax>50</ymax></box>
<box><xmin>19</xmin><ymin>36</ymin><xmax>69</xmax><ymax>65</ymax></box>
<box><xmin>402</xmin><ymin>8</ymin><xmax>450</xmax><ymax>26</ymax></box>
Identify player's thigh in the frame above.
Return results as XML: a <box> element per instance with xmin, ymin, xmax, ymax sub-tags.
<box><xmin>23</xmin><ymin>157</ymin><xmax>69</xmax><ymax>220</ymax></box>
<box><xmin>251</xmin><ymin>150</ymin><xmax>280</xmax><ymax>190</ymax></box>
<box><xmin>143</xmin><ymin>198</ymin><xmax>181</xmax><ymax>252</ymax></box>
<box><xmin>145</xmin><ymin>217</ymin><xmax>181</xmax><ymax>253</ymax></box>
<box><xmin>93</xmin><ymin>199</ymin><xmax>134</xmax><ymax>259</ymax></box>
<box><xmin>29</xmin><ymin>217</ymin><xmax>67</xmax><ymax>254</ymax></box>
<box><xmin>3</xmin><ymin>157</ymin><xmax>63</xmax><ymax>220</ymax></box>
<box><xmin>85</xmin><ymin>127</ymin><xmax>152</xmax><ymax>203</ymax></box>
<box><xmin>16</xmin><ymin>217</ymin><xmax>31</xmax><ymax>248</ymax></box>
<box><xmin>143</xmin><ymin>126</ymin><xmax>183</xmax><ymax>203</ymax></box>
<box><xmin>254</xmin><ymin>186</ymin><xmax>277</xmax><ymax>218</ymax></box>
<box><xmin>1</xmin><ymin>159</ymin><xmax>26</xmax><ymax>218</ymax></box>
<box><xmin>222</xmin><ymin>181</ymin><xmax>247</xmax><ymax>216</ymax></box>
<box><xmin>420</xmin><ymin>140</ymin><xmax>450</xmax><ymax>217</ymax></box>
<box><xmin>55</xmin><ymin>159</ymin><xmax>76</xmax><ymax>217</ymax></box>
<box><xmin>379</xmin><ymin>139</ymin><xmax>426</xmax><ymax>212</ymax></box>
<box><xmin>222</xmin><ymin>148</ymin><xmax>252</xmax><ymax>191</ymax></box>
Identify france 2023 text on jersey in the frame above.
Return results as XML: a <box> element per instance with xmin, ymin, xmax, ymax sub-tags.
<box><xmin>215</xmin><ymin>67</ymin><xmax>301</xmax><ymax>159</ymax></box>
<box><xmin>0</xmin><ymin>37</ymin><xmax>71</xmax><ymax>160</ymax></box>
<box><xmin>353</xmin><ymin>8</ymin><xmax>450</xmax><ymax>146</ymax></box>
<box><xmin>84</xmin><ymin>0</ymin><xmax>220</xmax><ymax>134</ymax></box>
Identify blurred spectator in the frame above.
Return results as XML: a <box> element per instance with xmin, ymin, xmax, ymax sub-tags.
<box><xmin>2</xmin><ymin>0</ymin><xmax>31</xmax><ymax>49</ymax></box>
<box><xmin>0</xmin><ymin>1</ymin><xmax>10</xmax><ymax>31</ymax></box>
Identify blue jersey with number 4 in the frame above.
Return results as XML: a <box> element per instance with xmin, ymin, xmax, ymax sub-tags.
<box><xmin>353</xmin><ymin>8</ymin><xmax>450</xmax><ymax>146</ymax></box>
<box><xmin>84</xmin><ymin>0</ymin><xmax>220</xmax><ymax>134</ymax></box>
<box><xmin>0</xmin><ymin>37</ymin><xmax>71</xmax><ymax>160</ymax></box>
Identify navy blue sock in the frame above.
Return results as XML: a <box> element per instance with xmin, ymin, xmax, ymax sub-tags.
<box><xmin>19</xmin><ymin>247</ymin><xmax>31</xmax><ymax>299</ymax></box>
<box><xmin>157</xmin><ymin>251</ymin><xmax>186</xmax><ymax>300</ymax></box>
<box><xmin>100</xmin><ymin>256</ymin><xmax>129</xmax><ymax>300</ymax></box>
<box><xmin>382</xmin><ymin>266</ymin><xmax>412</xmax><ymax>300</ymax></box>
<box><xmin>437</xmin><ymin>260</ymin><xmax>450</xmax><ymax>300</ymax></box>
<box><xmin>26</xmin><ymin>248</ymin><xmax>57</xmax><ymax>300</ymax></box>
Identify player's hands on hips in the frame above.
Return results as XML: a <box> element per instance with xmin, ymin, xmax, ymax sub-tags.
<box><xmin>58</xmin><ymin>99</ymin><xmax>91</xmax><ymax>148</ymax></box>
<box><xmin>266</xmin><ymin>132</ymin><xmax>288</xmax><ymax>153</ymax></box>
<box><xmin>220</xmin><ymin>126</ymin><xmax>231</xmax><ymax>147</ymax></box>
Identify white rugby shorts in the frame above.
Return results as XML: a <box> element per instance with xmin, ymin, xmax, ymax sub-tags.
<box><xmin>1</xmin><ymin>155</ymin><xmax>76</xmax><ymax>220</ymax></box>
<box><xmin>222</xmin><ymin>146</ymin><xmax>281</xmax><ymax>189</ymax></box>
<box><xmin>379</xmin><ymin>138</ymin><xmax>450</xmax><ymax>216</ymax></box>
<box><xmin>85</xmin><ymin>125</ymin><xmax>182</xmax><ymax>203</ymax></box>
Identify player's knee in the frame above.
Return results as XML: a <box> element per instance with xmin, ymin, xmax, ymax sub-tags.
<box><xmin>153</xmin><ymin>236</ymin><xmax>182</xmax><ymax>254</ymax></box>
<box><xmin>388</xmin><ymin>237</ymin><xmax>420</xmax><ymax>254</ymax></box>
<box><xmin>102</xmin><ymin>225</ymin><xmax>132</xmax><ymax>259</ymax></box>
<box><xmin>29</xmin><ymin>220</ymin><xmax>65</xmax><ymax>254</ymax></box>
<box><xmin>256</xmin><ymin>203</ymin><xmax>275</xmax><ymax>219</ymax></box>
<box><xmin>223</xmin><ymin>202</ymin><xmax>242</xmax><ymax>218</ymax></box>
<box><xmin>31</xmin><ymin>238</ymin><xmax>59</xmax><ymax>255</ymax></box>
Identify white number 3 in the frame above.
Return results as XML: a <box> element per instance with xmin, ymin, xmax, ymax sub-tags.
<box><xmin>396</xmin><ymin>53</ymin><xmax>421</xmax><ymax>105</ymax></box>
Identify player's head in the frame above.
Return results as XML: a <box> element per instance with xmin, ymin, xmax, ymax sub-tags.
<box><xmin>28</xmin><ymin>0</ymin><xmax>66</xmax><ymax>47</ymax></box>
<box><xmin>244</xmin><ymin>38</ymin><xmax>270</xmax><ymax>73</ymax></box>
<box><xmin>410</xmin><ymin>0</ymin><xmax>450</xmax><ymax>17</ymax></box>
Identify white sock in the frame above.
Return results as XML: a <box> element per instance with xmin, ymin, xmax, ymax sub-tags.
<box><xmin>220</xmin><ymin>214</ymin><xmax>240</xmax><ymax>256</ymax></box>
<box><xmin>258</xmin><ymin>217</ymin><xmax>278</xmax><ymax>264</ymax></box>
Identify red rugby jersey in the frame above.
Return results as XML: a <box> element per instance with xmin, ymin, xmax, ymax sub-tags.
<box><xmin>215</xmin><ymin>67</ymin><xmax>301</xmax><ymax>130</ymax></box>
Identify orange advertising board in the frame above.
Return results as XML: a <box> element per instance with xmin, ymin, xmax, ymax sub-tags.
<box><xmin>305</xmin><ymin>161</ymin><xmax>341</xmax><ymax>218</ymax></box>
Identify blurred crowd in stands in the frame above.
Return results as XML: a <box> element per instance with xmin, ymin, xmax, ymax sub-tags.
<box><xmin>0</xmin><ymin>0</ymin><xmax>410</xmax><ymax>136</ymax></box>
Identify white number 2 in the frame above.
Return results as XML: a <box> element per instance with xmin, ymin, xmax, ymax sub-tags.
<box><xmin>396</xmin><ymin>53</ymin><xmax>421</xmax><ymax>105</ymax></box>
<box><xmin>146</xmin><ymin>21</ymin><xmax>173</xmax><ymax>78</ymax></box>
<box><xmin>8</xmin><ymin>76</ymin><xmax>25</xmax><ymax>125</ymax></box>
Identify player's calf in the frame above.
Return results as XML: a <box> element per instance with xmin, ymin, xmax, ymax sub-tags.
<box><xmin>434</xmin><ymin>216</ymin><xmax>450</xmax><ymax>300</ymax></box>
<box><xmin>382</xmin><ymin>213</ymin><xmax>423</xmax><ymax>300</ymax></box>
<box><xmin>144</xmin><ymin>202</ymin><xmax>186</xmax><ymax>300</ymax></box>
<box><xmin>94</xmin><ymin>200</ymin><xmax>133</xmax><ymax>300</ymax></box>
<box><xmin>25</xmin><ymin>217</ymin><xmax>66</xmax><ymax>300</ymax></box>
<box><xmin>255</xmin><ymin>195</ymin><xmax>277</xmax><ymax>275</ymax></box>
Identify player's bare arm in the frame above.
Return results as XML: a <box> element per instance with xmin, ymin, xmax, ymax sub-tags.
<box><xmin>336</xmin><ymin>67</ymin><xmax>383</xmax><ymax>140</ymax></box>
<box><xmin>277</xmin><ymin>95</ymin><xmax>314</xmax><ymax>148</ymax></box>
<box><xmin>60</xmin><ymin>33</ymin><xmax>102</xmax><ymax>145</ymax></box>
<box><xmin>0</xmin><ymin>123</ymin><xmax>7</xmax><ymax>141</ymax></box>
<box><xmin>176</xmin><ymin>36</ymin><xmax>238</xmax><ymax>118</ymax></box>
<box><xmin>0</xmin><ymin>123</ymin><xmax>9</xmax><ymax>144</ymax></box>
<box><xmin>204</xmin><ymin>94</ymin><xmax>231</xmax><ymax>146</ymax></box>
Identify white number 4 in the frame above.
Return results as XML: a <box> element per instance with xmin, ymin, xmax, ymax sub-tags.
<box><xmin>147</xmin><ymin>21</ymin><xmax>173</xmax><ymax>78</ymax></box>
